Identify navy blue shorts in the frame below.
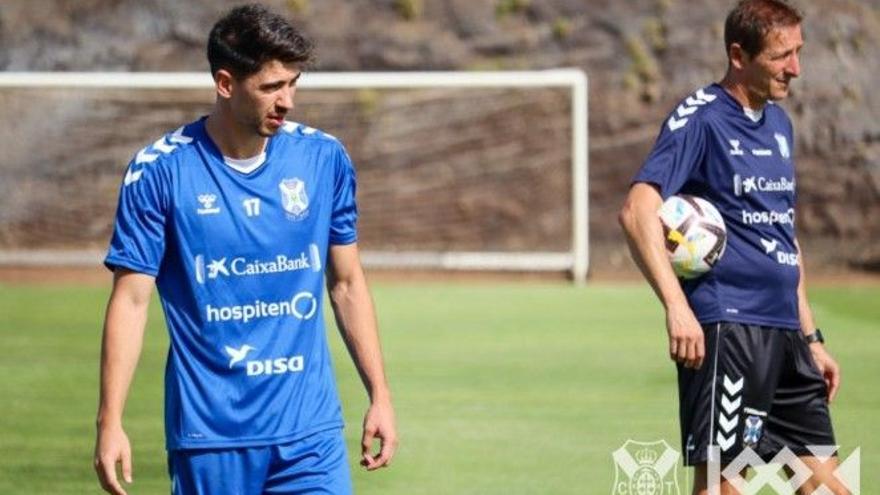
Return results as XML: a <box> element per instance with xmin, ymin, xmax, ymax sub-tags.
<box><xmin>677</xmin><ymin>322</ymin><xmax>835</xmax><ymax>466</ymax></box>
<box><xmin>168</xmin><ymin>428</ymin><xmax>352</xmax><ymax>494</ymax></box>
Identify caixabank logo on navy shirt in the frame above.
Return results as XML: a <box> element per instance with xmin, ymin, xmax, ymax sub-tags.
<box><xmin>733</xmin><ymin>175</ymin><xmax>795</xmax><ymax>197</ymax></box>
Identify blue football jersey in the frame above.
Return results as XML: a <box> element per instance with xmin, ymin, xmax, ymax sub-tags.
<box><xmin>634</xmin><ymin>84</ymin><xmax>800</xmax><ymax>329</ymax></box>
<box><xmin>105</xmin><ymin>117</ymin><xmax>357</xmax><ymax>450</ymax></box>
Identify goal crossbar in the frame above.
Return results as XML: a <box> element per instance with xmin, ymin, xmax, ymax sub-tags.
<box><xmin>0</xmin><ymin>70</ymin><xmax>589</xmax><ymax>282</ymax></box>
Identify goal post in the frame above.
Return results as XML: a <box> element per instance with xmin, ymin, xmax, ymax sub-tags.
<box><xmin>0</xmin><ymin>70</ymin><xmax>589</xmax><ymax>282</ymax></box>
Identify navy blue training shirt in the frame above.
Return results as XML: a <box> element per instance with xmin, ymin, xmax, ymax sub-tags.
<box><xmin>634</xmin><ymin>83</ymin><xmax>801</xmax><ymax>330</ymax></box>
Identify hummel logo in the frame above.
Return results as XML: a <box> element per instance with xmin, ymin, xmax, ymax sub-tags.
<box><xmin>151</xmin><ymin>136</ymin><xmax>176</xmax><ymax>154</ymax></box>
<box><xmin>695</xmin><ymin>88</ymin><xmax>717</xmax><ymax>102</ymax></box>
<box><xmin>729</xmin><ymin>139</ymin><xmax>744</xmax><ymax>156</ymax></box>
<box><xmin>123</xmin><ymin>167</ymin><xmax>143</xmax><ymax>186</ymax></box>
<box><xmin>197</xmin><ymin>194</ymin><xmax>221</xmax><ymax>215</ymax></box>
<box><xmin>207</xmin><ymin>258</ymin><xmax>229</xmax><ymax>279</ymax></box>
<box><xmin>667</xmin><ymin>88</ymin><xmax>717</xmax><ymax>131</ymax></box>
<box><xmin>198</xmin><ymin>194</ymin><xmax>216</xmax><ymax>208</ymax></box>
<box><xmin>225</xmin><ymin>345</ymin><xmax>255</xmax><ymax>368</ymax></box>
<box><xmin>760</xmin><ymin>238</ymin><xmax>778</xmax><ymax>254</ymax></box>
<box><xmin>676</xmin><ymin>103</ymin><xmax>699</xmax><ymax>117</ymax></box>
<box><xmin>135</xmin><ymin>147</ymin><xmax>159</xmax><ymax>165</ymax></box>
<box><xmin>724</xmin><ymin>375</ymin><xmax>744</xmax><ymax>394</ymax></box>
<box><xmin>125</xmin><ymin>128</ymin><xmax>193</xmax><ymax>187</ymax></box>
<box><xmin>169</xmin><ymin>126</ymin><xmax>194</xmax><ymax>144</ymax></box>
<box><xmin>719</xmin><ymin>413</ymin><xmax>739</xmax><ymax>433</ymax></box>
<box><xmin>717</xmin><ymin>374</ymin><xmax>744</xmax><ymax>452</ymax></box>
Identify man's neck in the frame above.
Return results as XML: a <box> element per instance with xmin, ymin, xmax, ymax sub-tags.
<box><xmin>719</xmin><ymin>75</ymin><xmax>767</xmax><ymax>111</ymax></box>
<box><xmin>205</xmin><ymin>110</ymin><xmax>267</xmax><ymax>159</ymax></box>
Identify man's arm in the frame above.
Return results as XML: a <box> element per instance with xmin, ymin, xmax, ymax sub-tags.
<box><xmin>326</xmin><ymin>243</ymin><xmax>397</xmax><ymax>470</ymax></box>
<box><xmin>795</xmin><ymin>239</ymin><xmax>840</xmax><ymax>401</ymax></box>
<box><xmin>619</xmin><ymin>182</ymin><xmax>705</xmax><ymax>369</ymax></box>
<box><xmin>94</xmin><ymin>269</ymin><xmax>154</xmax><ymax>495</ymax></box>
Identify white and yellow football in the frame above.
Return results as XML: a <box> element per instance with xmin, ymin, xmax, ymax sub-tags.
<box><xmin>658</xmin><ymin>195</ymin><xmax>727</xmax><ymax>279</ymax></box>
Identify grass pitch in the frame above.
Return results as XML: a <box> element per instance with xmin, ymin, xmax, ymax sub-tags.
<box><xmin>0</xmin><ymin>280</ymin><xmax>876</xmax><ymax>493</ymax></box>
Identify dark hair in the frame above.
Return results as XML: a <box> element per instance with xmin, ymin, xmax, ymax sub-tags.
<box><xmin>207</xmin><ymin>4</ymin><xmax>314</xmax><ymax>79</ymax></box>
<box><xmin>724</xmin><ymin>0</ymin><xmax>802</xmax><ymax>57</ymax></box>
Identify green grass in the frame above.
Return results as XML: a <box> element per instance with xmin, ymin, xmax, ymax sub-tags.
<box><xmin>0</xmin><ymin>281</ymin><xmax>876</xmax><ymax>493</ymax></box>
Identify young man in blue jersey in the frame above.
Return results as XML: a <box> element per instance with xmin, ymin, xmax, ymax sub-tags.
<box><xmin>620</xmin><ymin>1</ymin><xmax>846</xmax><ymax>494</ymax></box>
<box><xmin>93</xmin><ymin>5</ymin><xmax>396</xmax><ymax>494</ymax></box>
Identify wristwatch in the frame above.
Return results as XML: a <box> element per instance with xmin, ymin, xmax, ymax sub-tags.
<box><xmin>804</xmin><ymin>328</ymin><xmax>825</xmax><ymax>344</ymax></box>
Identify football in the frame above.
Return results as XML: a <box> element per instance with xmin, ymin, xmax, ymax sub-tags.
<box><xmin>658</xmin><ymin>195</ymin><xmax>727</xmax><ymax>279</ymax></box>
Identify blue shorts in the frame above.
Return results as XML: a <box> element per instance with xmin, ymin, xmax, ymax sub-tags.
<box><xmin>168</xmin><ymin>428</ymin><xmax>352</xmax><ymax>495</ymax></box>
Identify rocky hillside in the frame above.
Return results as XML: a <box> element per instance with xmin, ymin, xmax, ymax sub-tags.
<box><xmin>1</xmin><ymin>0</ymin><xmax>878</xmax><ymax>273</ymax></box>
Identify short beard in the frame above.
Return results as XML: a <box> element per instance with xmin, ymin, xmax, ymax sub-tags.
<box><xmin>257</xmin><ymin>123</ymin><xmax>281</xmax><ymax>138</ymax></box>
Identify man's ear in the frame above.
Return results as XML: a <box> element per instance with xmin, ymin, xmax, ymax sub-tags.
<box><xmin>214</xmin><ymin>69</ymin><xmax>235</xmax><ymax>99</ymax></box>
<box><xmin>728</xmin><ymin>43</ymin><xmax>750</xmax><ymax>71</ymax></box>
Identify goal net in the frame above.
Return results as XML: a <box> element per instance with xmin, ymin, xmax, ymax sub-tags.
<box><xmin>0</xmin><ymin>71</ymin><xmax>588</xmax><ymax>281</ymax></box>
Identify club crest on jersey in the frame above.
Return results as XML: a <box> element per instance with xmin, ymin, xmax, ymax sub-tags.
<box><xmin>279</xmin><ymin>178</ymin><xmax>309</xmax><ymax>221</ymax></box>
<box><xmin>743</xmin><ymin>415</ymin><xmax>764</xmax><ymax>447</ymax></box>
<box><xmin>774</xmin><ymin>133</ymin><xmax>790</xmax><ymax>160</ymax></box>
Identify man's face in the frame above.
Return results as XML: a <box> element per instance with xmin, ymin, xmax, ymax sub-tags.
<box><xmin>740</xmin><ymin>24</ymin><xmax>803</xmax><ymax>103</ymax></box>
<box><xmin>229</xmin><ymin>60</ymin><xmax>301</xmax><ymax>138</ymax></box>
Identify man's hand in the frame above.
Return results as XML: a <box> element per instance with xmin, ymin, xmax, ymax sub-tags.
<box><xmin>666</xmin><ymin>303</ymin><xmax>705</xmax><ymax>369</ymax></box>
<box><xmin>94</xmin><ymin>423</ymin><xmax>133</xmax><ymax>495</ymax></box>
<box><xmin>360</xmin><ymin>398</ymin><xmax>398</xmax><ymax>471</ymax></box>
<box><xmin>809</xmin><ymin>344</ymin><xmax>841</xmax><ymax>402</ymax></box>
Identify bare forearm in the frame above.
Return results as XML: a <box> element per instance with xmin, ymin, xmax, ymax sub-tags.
<box><xmin>97</xmin><ymin>280</ymin><xmax>150</xmax><ymax>427</ymax></box>
<box><xmin>797</xmin><ymin>280</ymin><xmax>816</xmax><ymax>335</ymax></box>
<box><xmin>795</xmin><ymin>239</ymin><xmax>817</xmax><ymax>334</ymax></box>
<box><xmin>620</xmin><ymin>184</ymin><xmax>706</xmax><ymax>368</ymax></box>
<box><xmin>619</xmin><ymin>185</ymin><xmax>689</xmax><ymax>310</ymax></box>
<box><xmin>330</xmin><ymin>272</ymin><xmax>390</xmax><ymax>401</ymax></box>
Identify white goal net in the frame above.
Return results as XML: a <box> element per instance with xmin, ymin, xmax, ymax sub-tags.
<box><xmin>0</xmin><ymin>70</ymin><xmax>588</xmax><ymax>281</ymax></box>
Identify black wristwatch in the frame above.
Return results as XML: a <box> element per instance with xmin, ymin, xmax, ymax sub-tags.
<box><xmin>804</xmin><ymin>328</ymin><xmax>825</xmax><ymax>345</ymax></box>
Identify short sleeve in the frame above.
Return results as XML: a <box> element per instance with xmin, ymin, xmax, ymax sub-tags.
<box><xmin>633</xmin><ymin>116</ymin><xmax>708</xmax><ymax>199</ymax></box>
<box><xmin>329</xmin><ymin>144</ymin><xmax>358</xmax><ymax>245</ymax></box>
<box><xmin>104</xmin><ymin>159</ymin><xmax>169</xmax><ymax>276</ymax></box>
